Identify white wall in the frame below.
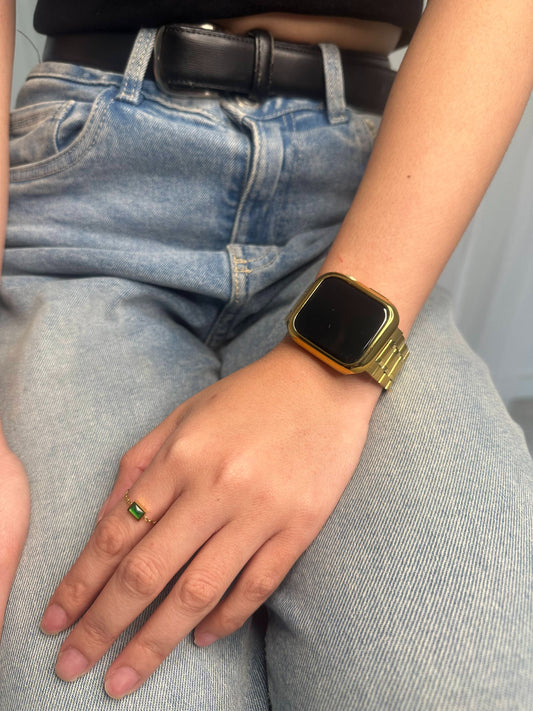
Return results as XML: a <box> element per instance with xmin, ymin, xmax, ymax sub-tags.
<box><xmin>12</xmin><ymin>3</ymin><xmax>533</xmax><ymax>404</ymax></box>
<box><xmin>391</xmin><ymin>45</ymin><xmax>533</xmax><ymax>404</ymax></box>
<box><xmin>439</xmin><ymin>95</ymin><xmax>533</xmax><ymax>403</ymax></box>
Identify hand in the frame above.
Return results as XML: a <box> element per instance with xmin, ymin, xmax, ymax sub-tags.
<box><xmin>0</xmin><ymin>421</ymin><xmax>31</xmax><ymax>639</ymax></box>
<box><xmin>40</xmin><ymin>340</ymin><xmax>381</xmax><ymax>699</ymax></box>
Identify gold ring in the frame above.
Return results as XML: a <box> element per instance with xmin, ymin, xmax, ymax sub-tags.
<box><xmin>124</xmin><ymin>490</ymin><xmax>157</xmax><ymax>525</ymax></box>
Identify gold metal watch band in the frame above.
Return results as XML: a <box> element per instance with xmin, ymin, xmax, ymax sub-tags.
<box><xmin>366</xmin><ymin>328</ymin><xmax>409</xmax><ymax>390</ymax></box>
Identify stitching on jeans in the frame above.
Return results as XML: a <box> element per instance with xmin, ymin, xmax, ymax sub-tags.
<box><xmin>242</xmin><ymin>252</ymin><xmax>278</xmax><ymax>273</ymax></box>
<box><xmin>229</xmin><ymin>118</ymin><xmax>260</xmax><ymax>245</ymax></box>
<box><xmin>26</xmin><ymin>71</ymin><xmax>123</xmax><ymax>89</ymax></box>
<box><xmin>117</xmin><ymin>30</ymin><xmax>156</xmax><ymax>104</ymax></box>
<box><xmin>10</xmin><ymin>101</ymin><xmax>73</xmax><ymax>131</ymax></box>
<box><xmin>52</xmin><ymin>100</ymin><xmax>77</xmax><ymax>152</ymax></box>
<box><xmin>232</xmin><ymin>254</ymin><xmax>251</xmax><ymax>305</ymax></box>
<box><xmin>10</xmin><ymin>88</ymin><xmax>113</xmax><ymax>183</ymax></box>
<box><xmin>234</xmin><ymin>257</ymin><xmax>251</xmax><ymax>273</ymax></box>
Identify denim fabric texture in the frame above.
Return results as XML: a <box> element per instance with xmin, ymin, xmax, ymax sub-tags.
<box><xmin>1</xmin><ymin>29</ymin><xmax>532</xmax><ymax>710</ymax></box>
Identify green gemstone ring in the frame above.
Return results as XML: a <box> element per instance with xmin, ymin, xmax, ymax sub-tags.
<box><xmin>124</xmin><ymin>490</ymin><xmax>157</xmax><ymax>525</ymax></box>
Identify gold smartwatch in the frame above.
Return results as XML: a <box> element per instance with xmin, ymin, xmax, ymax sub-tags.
<box><xmin>286</xmin><ymin>273</ymin><xmax>409</xmax><ymax>390</ymax></box>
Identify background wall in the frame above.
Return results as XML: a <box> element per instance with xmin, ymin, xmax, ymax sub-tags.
<box><xmin>11</xmin><ymin>2</ymin><xmax>533</xmax><ymax>407</ymax></box>
<box><xmin>389</xmin><ymin>48</ymin><xmax>533</xmax><ymax>406</ymax></box>
<box><xmin>438</xmin><ymin>94</ymin><xmax>533</xmax><ymax>404</ymax></box>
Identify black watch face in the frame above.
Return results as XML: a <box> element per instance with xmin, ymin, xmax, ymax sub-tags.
<box><xmin>293</xmin><ymin>277</ymin><xmax>389</xmax><ymax>364</ymax></box>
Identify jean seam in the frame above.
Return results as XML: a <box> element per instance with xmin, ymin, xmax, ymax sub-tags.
<box><xmin>26</xmin><ymin>68</ymin><xmax>124</xmax><ymax>90</ymax></box>
<box><xmin>52</xmin><ymin>100</ymin><xmax>77</xmax><ymax>153</ymax></box>
<box><xmin>229</xmin><ymin>122</ymin><xmax>257</xmax><ymax>245</ymax></box>
<box><xmin>132</xmin><ymin>93</ymin><xmax>222</xmax><ymax>122</ymax></box>
<box><xmin>267</xmin><ymin>112</ymin><xmax>296</xmax><ymax>245</ymax></box>
<box><xmin>9</xmin><ymin>100</ymin><xmax>72</xmax><ymax>132</ymax></box>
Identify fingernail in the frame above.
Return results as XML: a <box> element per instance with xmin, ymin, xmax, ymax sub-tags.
<box><xmin>105</xmin><ymin>666</ymin><xmax>141</xmax><ymax>699</ymax></box>
<box><xmin>55</xmin><ymin>647</ymin><xmax>89</xmax><ymax>681</ymax></box>
<box><xmin>40</xmin><ymin>603</ymin><xmax>68</xmax><ymax>634</ymax></box>
<box><xmin>194</xmin><ymin>631</ymin><xmax>218</xmax><ymax>647</ymax></box>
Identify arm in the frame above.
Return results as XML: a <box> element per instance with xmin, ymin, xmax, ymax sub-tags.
<box><xmin>40</xmin><ymin>0</ymin><xmax>533</xmax><ymax>698</ymax></box>
<box><xmin>0</xmin><ymin>0</ymin><xmax>31</xmax><ymax>639</ymax></box>
<box><xmin>321</xmin><ymin>0</ymin><xmax>533</xmax><ymax>335</ymax></box>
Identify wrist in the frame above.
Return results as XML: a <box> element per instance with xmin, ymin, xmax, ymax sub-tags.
<box><xmin>286</xmin><ymin>272</ymin><xmax>409</xmax><ymax>391</ymax></box>
<box><xmin>270</xmin><ymin>337</ymin><xmax>383</xmax><ymax>414</ymax></box>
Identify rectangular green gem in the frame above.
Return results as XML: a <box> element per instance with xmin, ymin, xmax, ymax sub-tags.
<box><xmin>128</xmin><ymin>502</ymin><xmax>145</xmax><ymax>520</ymax></box>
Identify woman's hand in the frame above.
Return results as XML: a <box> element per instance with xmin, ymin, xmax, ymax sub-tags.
<box><xmin>0</xmin><ymin>421</ymin><xmax>31</xmax><ymax>639</ymax></box>
<box><xmin>40</xmin><ymin>340</ymin><xmax>381</xmax><ymax>699</ymax></box>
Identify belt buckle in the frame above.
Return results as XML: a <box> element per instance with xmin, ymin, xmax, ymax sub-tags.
<box><xmin>154</xmin><ymin>23</ymin><xmax>224</xmax><ymax>99</ymax></box>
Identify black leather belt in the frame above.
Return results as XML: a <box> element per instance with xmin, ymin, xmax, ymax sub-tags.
<box><xmin>43</xmin><ymin>24</ymin><xmax>395</xmax><ymax>114</ymax></box>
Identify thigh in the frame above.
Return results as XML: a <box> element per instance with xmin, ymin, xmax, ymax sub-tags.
<box><xmin>241</xmin><ymin>286</ymin><xmax>532</xmax><ymax>710</ymax></box>
<box><xmin>0</xmin><ymin>271</ymin><xmax>270</xmax><ymax>711</ymax></box>
<box><xmin>1</xmin><ymin>62</ymin><xmax>273</xmax><ymax>708</ymax></box>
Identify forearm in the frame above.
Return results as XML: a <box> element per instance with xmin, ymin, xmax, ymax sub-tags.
<box><xmin>0</xmin><ymin>0</ymin><xmax>14</xmax><ymax>272</ymax></box>
<box><xmin>321</xmin><ymin>0</ymin><xmax>533</xmax><ymax>335</ymax></box>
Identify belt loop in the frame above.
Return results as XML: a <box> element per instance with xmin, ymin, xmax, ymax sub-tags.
<box><xmin>116</xmin><ymin>28</ymin><xmax>157</xmax><ymax>105</ymax></box>
<box><xmin>318</xmin><ymin>43</ymin><xmax>348</xmax><ymax>125</ymax></box>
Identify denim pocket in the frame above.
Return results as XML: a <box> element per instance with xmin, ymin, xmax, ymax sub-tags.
<box><xmin>9</xmin><ymin>88</ymin><xmax>114</xmax><ymax>183</ymax></box>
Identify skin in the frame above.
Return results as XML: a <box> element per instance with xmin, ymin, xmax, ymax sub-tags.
<box><xmin>0</xmin><ymin>0</ymin><xmax>30</xmax><ymax>643</ymax></box>
<box><xmin>216</xmin><ymin>13</ymin><xmax>402</xmax><ymax>52</ymax></box>
<box><xmin>1</xmin><ymin>0</ymin><xmax>533</xmax><ymax>700</ymax></box>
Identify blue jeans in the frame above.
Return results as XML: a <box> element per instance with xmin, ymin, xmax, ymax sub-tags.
<box><xmin>1</xmin><ymin>30</ymin><xmax>532</xmax><ymax>710</ymax></box>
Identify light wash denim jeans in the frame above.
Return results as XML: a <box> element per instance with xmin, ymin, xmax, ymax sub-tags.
<box><xmin>1</xmin><ymin>30</ymin><xmax>532</xmax><ymax>710</ymax></box>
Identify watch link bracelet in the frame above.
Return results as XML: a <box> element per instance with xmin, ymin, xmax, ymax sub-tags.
<box><xmin>286</xmin><ymin>272</ymin><xmax>409</xmax><ymax>390</ymax></box>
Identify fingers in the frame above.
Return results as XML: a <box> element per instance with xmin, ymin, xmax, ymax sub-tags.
<box><xmin>103</xmin><ymin>521</ymin><xmax>278</xmax><ymax>699</ymax></box>
<box><xmin>42</xmin><ymin>427</ymin><xmax>189</xmax><ymax>635</ymax></box>
<box><xmin>41</xmin><ymin>475</ymin><xmax>205</xmax><ymax>635</ymax></box>
<box><xmin>41</xmin><ymin>496</ymin><xmax>159</xmax><ymax>636</ymax></box>
<box><xmin>193</xmin><ymin>532</ymin><xmax>302</xmax><ymax>647</ymax></box>
<box><xmin>51</xmin><ymin>489</ymin><xmax>233</xmax><ymax>683</ymax></box>
<box><xmin>54</xmin><ymin>513</ymin><xmax>273</xmax><ymax>694</ymax></box>
<box><xmin>40</xmin><ymin>449</ymin><xmax>314</xmax><ymax>698</ymax></box>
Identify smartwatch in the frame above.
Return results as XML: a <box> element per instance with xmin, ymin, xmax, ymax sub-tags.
<box><xmin>286</xmin><ymin>272</ymin><xmax>409</xmax><ymax>390</ymax></box>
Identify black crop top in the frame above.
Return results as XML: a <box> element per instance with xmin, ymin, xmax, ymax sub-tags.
<box><xmin>34</xmin><ymin>2</ymin><xmax>423</xmax><ymax>48</ymax></box>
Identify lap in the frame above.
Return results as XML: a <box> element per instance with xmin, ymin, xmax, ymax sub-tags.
<box><xmin>1</xmin><ymin>264</ymin><xmax>531</xmax><ymax>709</ymax></box>
<box><xmin>0</xmin><ymin>274</ymin><xmax>270</xmax><ymax>710</ymax></box>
